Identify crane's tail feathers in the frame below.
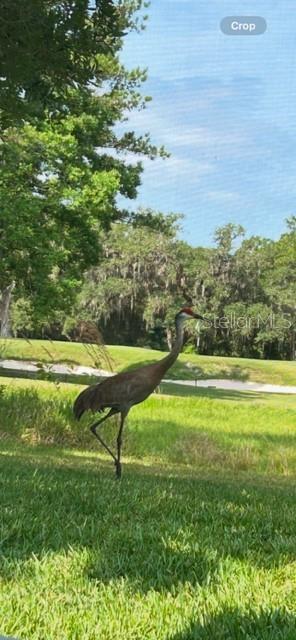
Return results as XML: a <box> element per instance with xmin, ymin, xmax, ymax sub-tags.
<box><xmin>73</xmin><ymin>384</ymin><xmax>103</xmax><ymax>420</ymax></box>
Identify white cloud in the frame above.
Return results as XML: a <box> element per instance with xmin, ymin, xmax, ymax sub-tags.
<box><xmin>206</xmin><ymin>190</ymin><xmax>241</xmax><ymax>203</ymax></box>
<box><xmin>162</xmin><ymin>126</ymin><xmax>245</xmax><ymax>148</ymax></box>
<box><xmin>95</xmin><ymin>145</ymin><xmax>213</xmax><ymax>185</ymax></box>
<box><xmin>118</xmin><ymin>110</ymin><xmax>246</xmax><ymax>155</ymax></box>
<box><xmin>133</xmin><ymin>154</ymin><xmax>212</xmax><ymax>181</ymax></box>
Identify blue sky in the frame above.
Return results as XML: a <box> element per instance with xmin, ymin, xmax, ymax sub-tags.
<box><xmin>119</xmin><ymin>0</ymin><xmax>296</xmax><ymax>246</ymax></box>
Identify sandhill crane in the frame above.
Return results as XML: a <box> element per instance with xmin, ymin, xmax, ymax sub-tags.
<box><xmin>73</xmin><ymin>308</ymin><xmax>210</xmax><ymax>478</ymax></box>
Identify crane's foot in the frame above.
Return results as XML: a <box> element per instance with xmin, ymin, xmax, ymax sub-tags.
<box><xmin>114</xmin><ymin>458</ymin><xmax>122</xmax><ymax>479</ymax></box>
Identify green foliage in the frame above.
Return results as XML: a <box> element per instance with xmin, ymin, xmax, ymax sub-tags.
<box><xmin>0</xmin><ymin>0</ymin><xmax>148</xmax><ymax>126</ymax></box>
<box><xmin>0</xmin><ymin>2</ymin><xmax>165</xmax><ymax>330</ymax></box>
<box><xmin>67</xmin><ymin>216</ymin><xmax>295</xmax><ymax>360</ymax></box>
<box><xmin>10</xmin><ymin>298</ymin><xmax>34</xmax><ymax>336</ymax></box>
<box><xmin>0</xmin><ymin>122</ymin><xmax>120</xmax><ymax>323</ymax></box>
<box><xmin>75</xmin><ymin>213</ymin><xmax>184</xmax><ymax>346</ymax></box>
<box><xmin>131</xmin><ymin>207</ymin><xmax>182</xmax><ymax>237</ymax></box>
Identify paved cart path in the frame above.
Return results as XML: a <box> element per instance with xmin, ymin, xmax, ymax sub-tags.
<box><xmin>0</xmin><ymin>358</ymin><xmax>113</xmax><ymax>378</ymax></box>
<box><xmin>0</xmin><ymin>359</ymin><xmax>295</xmax><ymax>394</ymax></box>
<box><xmin>164</xmin><ymin>378</ymin><xmax>296</xmax><ymax>395</ymax></box>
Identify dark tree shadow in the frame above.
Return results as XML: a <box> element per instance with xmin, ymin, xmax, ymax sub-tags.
<box><xmin>120</xmin><ymin>359</ymin><xmax>251</xmax><ymax>382</ymax></box>
<box><xmin>158</xmin><ymin>382</ymin><xmax>263</xmax><ymax>402</ymax></box>
<box><xmin>214</xmin><ymin>429</ymin><xmax>296</xmax><ymax>448</ymax></box>
<box><xmin>168</xmin><ymin>607</ymin><xmax>296</xmax><ymax>640</ymax></box>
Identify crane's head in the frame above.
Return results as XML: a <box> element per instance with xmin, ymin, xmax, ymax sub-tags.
<box><xmin>176</xmin><ymin>307</ymin><xmax>211</xmax><ymax>325</ymax></box>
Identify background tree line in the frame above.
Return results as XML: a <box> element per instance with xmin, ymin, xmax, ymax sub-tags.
<box><xmin>9</xmin><ymin>210</ymin><xmax>296</xmax><ymax>361</ymax></box>
<box><xmin>0</xmin><ymin>1</ymin><xmax>295</xmax><ymax>360</ymax></box>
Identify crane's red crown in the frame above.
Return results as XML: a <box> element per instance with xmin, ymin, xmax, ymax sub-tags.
<box><xmin>180</xmin><ymin>307</ymin><xmax>194</xmax><ymax>315</ymax></box>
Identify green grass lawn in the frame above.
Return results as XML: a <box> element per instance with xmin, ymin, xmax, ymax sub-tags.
<box><xmin>1</xmin><ymin>337</ymin><xmax>296</xmax><ymax>385</ymax></box>
<box><xmin>1</xmin><ymin>377</ymin><xmax>296</xmax><ymax>639</ymax></box>
<box><xmin>0</xmin><ymin>376</ymin><xmax>296</xmax><ymax>471</ymax></box>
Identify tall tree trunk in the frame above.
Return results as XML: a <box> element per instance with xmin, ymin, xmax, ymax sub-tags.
<box><xmin>0</xmin><ymin>281</ymin><xmax>15</xmax><ymax>337</ymax></box>
<box><xmin>291</xmin><ymin>328</ymin><xmax>295</xmax><ymax>361</ymax></box>
<box><xmin>166</xmin><ymin>328</ymin><xmax>173</xmax><ymax>350</ymax></box>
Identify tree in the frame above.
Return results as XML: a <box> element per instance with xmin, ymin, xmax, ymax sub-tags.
<box><xmin>66</xmin><ymin>212</ymin><xmax>212</xmax><ymax>351</ymax></box>
<box><xmin>73</xmin><ymin>214</ymin><xmax>183</xmax><ymax>347</ymax></box>
<box><xmin>262</xmin><ymin>217</ymin><xmax>296</xmax><ymax>359</ymax></box>
<box><xmin>0</xmin><ymin>0</ymin><xmax>148</xmax><ymax>126</ymax></box>
<box><xmin>0</xmin><ymin>122</ymin><xmax>121</xmax><ymax>330</ymax></box>
<box><xmin>0</xmin><ymin>1</ymin><xmax>166</xmax><ymax>334</ymax></box>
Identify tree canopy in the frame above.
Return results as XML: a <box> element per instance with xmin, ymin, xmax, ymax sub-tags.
<box><xmin>0</xmin><ymin>0</ymin><xmax>148</xmax><ymax>126</ymax></box>
<box><xmin>0</xmin><ymin>0</ymin><xmax>166</xmax><ymax>332</ymax></box>
<box><xmin>56</xmin><ymin>214</ymin><xmax>296</xmax><ymax>360</ymax></box>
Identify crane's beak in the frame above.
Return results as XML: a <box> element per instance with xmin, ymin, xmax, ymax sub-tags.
<box><xmin>193</xmin><ymin>313</ymin><xmax>212</xmax><ymax>326</ymax></box>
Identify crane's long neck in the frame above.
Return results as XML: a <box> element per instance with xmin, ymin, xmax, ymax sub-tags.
<box><xmin>158</xmin><ymin>318</ymin><xmax>185</xmax><ymax>374</ymax></box>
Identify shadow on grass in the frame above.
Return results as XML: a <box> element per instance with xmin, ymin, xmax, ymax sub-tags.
<box><xmin>121</xmin><ymin>359</ymin><xmax>250</xmax><ymax>382</ymax></box>
<box><xmin>169</xmin><ymin>607</ymin><xmax>296</xmax><ymax>640</ymax></box>
<box><xmin>0</xmin><ymin>443</ymin><xmax>296</xmax><ymax>594</ymax></box>
<box><xmin>159</xmin><ymin>382</ymin><xmax>261</xmax><ymax>401</ymax></box>
<box><xmin>215</xmin><ymin>429</ymin><xmax>296</xmax><ymax>448</ymax></box>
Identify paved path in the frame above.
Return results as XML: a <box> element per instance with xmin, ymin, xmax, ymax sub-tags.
<box><xmin>0</xmin><ymin>358</ymin><xmax>113</xmax><ymax>378</ymax></box>
<box><xmin>0</xmin><ymin>359</ymin><xmax>295</xmax><ymax>394</ymax></box>
<box><xmin>164</xmin><ymin>378</ymin><xmax>296</xmax><ymax>395</ymax></box>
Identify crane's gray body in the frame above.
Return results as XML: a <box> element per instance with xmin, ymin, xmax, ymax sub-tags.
<box><xmin>74</xmin><ymin>356</ymin><xmax>171</xmax><ymax>419</ymax></box>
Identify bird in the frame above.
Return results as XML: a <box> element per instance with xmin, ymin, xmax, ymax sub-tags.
<box><xmin>73</xmin><ymin>307</ymin><xmax>210</xmax><ymax>478</ymax></box>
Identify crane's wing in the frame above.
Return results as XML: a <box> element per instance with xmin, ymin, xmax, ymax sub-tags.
<box><xmin>73</xmin><ymin>360</ymin><xmax>165</xmax><ymax>420</ymax></box>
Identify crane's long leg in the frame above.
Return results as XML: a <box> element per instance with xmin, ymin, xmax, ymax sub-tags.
<box><xmin>115</xmin><ymin>410</ymin><xmax>128</xmax><ymax>480</ymax></box>
<box><xmin>90</xmin><ymin>408</ymin><xmax>118</xmax><ymax>463</ymax></box>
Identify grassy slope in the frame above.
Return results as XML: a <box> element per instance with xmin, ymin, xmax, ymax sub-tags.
<box><xmin>0</xmin><ymin>378</ymin><xmax>296</xmax><ymax>637</ymax></box>
<box><xmin>1</xmin><ymin>337</ymin><xmax>296</xmax><ymax>385</ymax></box>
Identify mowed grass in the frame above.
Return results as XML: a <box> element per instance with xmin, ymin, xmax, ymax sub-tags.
<box><xmin>1</xmin><ymin>337</ymin><xmax>296</xmax><ymax>385</ymax></box>
<box><xmin>1</xmin><ymin>377</ymin><xmax>296</xmax><ymax>639</ymax></box>
<box><xmin>1</xmin><ymin>445</ymin><xmax>296</xmax><ymax>640</ymax></box>
<box><xmin>0</xmin><ymin>376</ymin><xmax>296</xmax><ymax>472</ymax></box>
